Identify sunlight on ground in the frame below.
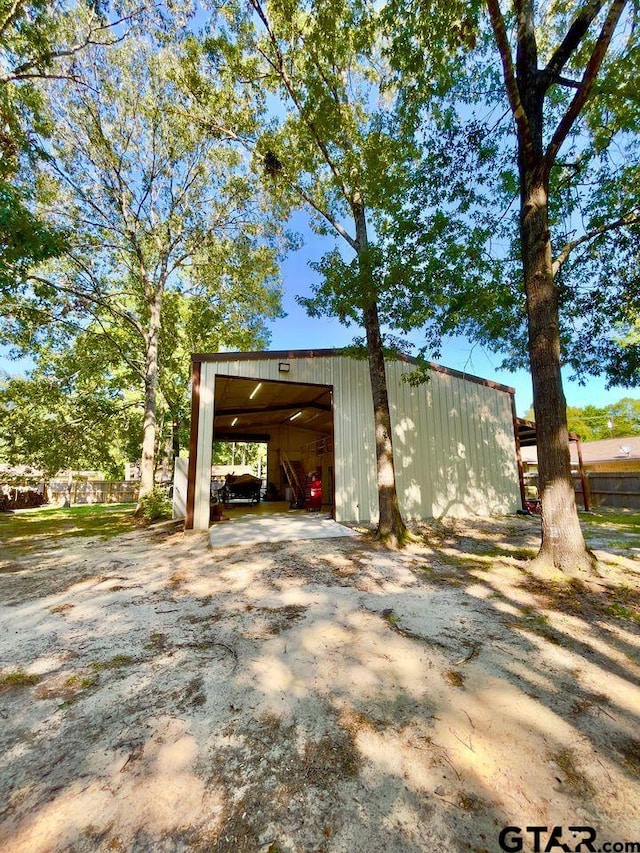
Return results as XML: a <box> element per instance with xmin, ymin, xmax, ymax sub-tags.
<box><xmin>1</xmin><ymin>513</ymin><xmax>639</xmax><ymax>851</ymax></box>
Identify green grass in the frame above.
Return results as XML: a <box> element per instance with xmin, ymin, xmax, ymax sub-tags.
<box><xmin>0</xmin><ymin>503</ymin><xmax>137</xmax><ymax>559</ymax></box>
<box><xmin>580</xmin><ymin>508</ymin><xmax>640</xmax><ymax>533</ymax></box>
<box><xmin>64</xmin><ymin>673</ymin><xmax>99</xmax><ymax>690</ymax></box>
<box><xmin>90</xmin><ymin>654</ymin><xmax>136</xmax><ymax>671</ymax></box>
<box><xmin>605</xmin><ymin>602</ymin><xmax>640</xmax><ymax>622</ymax></box>
<box><xmin>0</xmin><ymin>670</ymin><xmax>41</xmax><ymax>691</ymax></box>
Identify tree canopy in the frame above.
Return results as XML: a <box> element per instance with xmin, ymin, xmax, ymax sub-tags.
<box><xmin>1</xmin><ymin>0</ymin><xmax>639</xmax><ymax>553</ymax></box>
<box><xmin>192</xmin><ymin>0</ymin><xmax>459</xmax><ymax>540</ymax></box>
<box><xmin>389</xmin><ymin>1</ymin><xmax>640</xmax><ymax>383</ymax></box>
<box><xmin>1</xmin><ymin>13</ymin><xmax>285</xmax><ymax>488</ymax></box>
<box><xmin>381</xmin><ymin>0</ymin><xmax>639</xmax><ymax>571</ymax></box>
<box><xmin>526</xmin><ymin>396</ymin><xmax>640</xmax><ymax>442</ymax></box>
<box><xmin>0</xmin><ymin>1</ymin><xmax>141</xmax><ymax>288</ymax></box>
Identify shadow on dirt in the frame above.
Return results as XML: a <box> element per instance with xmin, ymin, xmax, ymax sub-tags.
<box><xmin>0</xmin><ymin>516</ymin><xmax>639</xmax><ymax>852</ymax></box>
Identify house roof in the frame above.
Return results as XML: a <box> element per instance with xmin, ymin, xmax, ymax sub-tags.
<box><xmin>521</xmin><ymin>435</ymin><xmax>640</xmax><ymax>465</ymax></box>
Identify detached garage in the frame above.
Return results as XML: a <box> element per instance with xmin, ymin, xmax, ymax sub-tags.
<box><xmin>184</xmin><ymin>349</ymin><xmax>520</xmax><ymax>530</ymax></box>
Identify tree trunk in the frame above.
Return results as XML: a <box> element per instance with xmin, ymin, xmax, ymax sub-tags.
<box><xmin>137</xmin><ymin>293</ymin><xmax>162</xmax><ymax>504</ymax></box>
<box><xmin>172</xmin><ymin>419</ymin><xmax>180</xmax><ymax>460</ymax></box>
<box><xmin>363</xmin><ymin>301</ymin><xmax>407</xmax><ymax>542</ymax></box>
<box><xmin>352</xmin><ymin>199</ymin><xmax>406</xmax><ymax>543</ymax></box>
<box><xmin>521</xmin><ymin>175</ymin><xmax>597</xmax><ymax>574</ymax></box>
<box><xmin>486</xmin><ymin>0</ymin><xmax>603</xmax><ymax>574</ymax></box>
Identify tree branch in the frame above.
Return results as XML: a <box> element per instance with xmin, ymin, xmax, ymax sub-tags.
<box><xmin>0</xmin><ymin>71</ymin><xmax>85</xmax><ymax>86</ymax></box>
<box><xmin>4</xmin><ymin>10</ymin><xmax>138</xmax><ymax>83</ymax></box>
<box><xmin>0</xmin><ymin>0</ymin><xmax>24</xmax><ymax>40</ymax></box>
<box><xmin>171</xmin><ymin>106</ymin><xmax>358</xmax><ymax>251</ymax></box>
<box><xmin>544</xmin><ymin>0</ymin><xmax>606</xmax><ymax>81</ymax></box>
<box><xmin>485</xmin><ymin>0</ymin><xmax>536</xmax><ymax>166</ymax></box>
<box><xmin>25</xmin><ymin>272</ymin><xmax>146</xmax><ymax>339</ymax></box>
<box><xmin>544</xmin><ymin>0</ymin><xmax>627</xmax><ymax>175</ymax></box>
<box><xmin>248</xmin><ymin>0</ymin><xmax>354</xmax><ymax>208</ymax></box>
<box><xmin>552</xmin><ymin>208</ymin><xmax>640</xmax><ymax>275</ymax></box>
<box><xmin>553</xmin><ymin>74</ymin><xmax>582</xmax><ymax>89</ymax></box>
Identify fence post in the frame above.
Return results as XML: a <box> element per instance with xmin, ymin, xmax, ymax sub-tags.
<box><xmin>576</xmin><ymin>439</ymin><xmax>590</xmax><ymax>511</ymax></box>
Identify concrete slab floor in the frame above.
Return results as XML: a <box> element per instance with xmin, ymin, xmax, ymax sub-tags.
<box><xmin>208</xmin><ymin>505</ymin><xmax>359</xmax><ymax>548</ymax></box>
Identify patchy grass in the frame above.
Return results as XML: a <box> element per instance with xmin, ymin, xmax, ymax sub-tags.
<box><xmin>518</xmin><ymin>573</ymin><xmax>640</xmax><ymax>625</ymax></box>
<box><xmin>605</xmin><ymin>602</ymin><xmax>640</xmax><ymax>623</ymax></box>
<box><xmin>0</xmin><ymin>670</ymin><xmax>41</xmax><ymax>691</ymax></box>
<box><xmin>551</xmin><ymin>747</ymin><xmax>595</xmax><ymax>798</ymax></box>
<box><xmin>599</xmin><ymin>539</ymin><xmax>637</xmax><ymax>551</ymax></box>
<box><xmin>0</xmin><ymin>503</ymin><xmax>137</xmax><ymax>561</ymax></box>
<box><xmin>465</xmin><ymin>544</ymin><xmax>539</xmax><ymax>563</ymax></box>
<box><xmin>415</xmin><ymin>562</ymin><xmax>465</xmax><ymax>584</ymax></box>
<box><xmin>90</xmin><ymin>654</ymin><xmax>136</xmax><ymax>671</ymax></box>
<box><xmin>65</xmin><ymin>673</ymin><xmax>99</xmax><ymax>690</ymax></box>
<box><xmin>580</xmin><ymin>508</ymin><xmax>640</xmax><ymax>534</ymax></box>
<box><xmin>616</xmin><ymin>737</ymin><xmax>640</xmax><ymax>776</ymax></box>
<box><xmin>34</xmin><ymin>672</ymin><xmax>100</xmax><ymax>702</ymax></box>
<box><xmin>444</xmin><ymin>670</ymin><xmax>465</xmax><ymax>688</ymax></box>
<box><xmin>382</xmin><ymin>607</ymin><xmax>401</xmax><ymax>625</ymax></box>
<box><xmin>145</xmin><ymin>632</ymin><xmax>168</xmax><ymax>652</ymax></box>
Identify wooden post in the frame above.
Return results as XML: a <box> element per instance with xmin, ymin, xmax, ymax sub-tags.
<box><xmin>576</xmin><ymin>438</ymin><xmax>591</xmax><ymax>511</ymax></box>
<box><xmin>511</xmin><ymin>402</ymin><xmax>527</xmax><ymax>511</ymax></box>
<box><xmin>185</xmin><ymin>359</ymin><xmax>202</xmax><ymax>530</ymax></box>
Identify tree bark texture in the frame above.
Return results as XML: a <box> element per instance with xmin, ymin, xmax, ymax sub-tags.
<box><xmin>138</xmin><ymin>293</ymin><xmax>162</xmax><ymax>501</ymax></box>
<box><xmin>363</xmin><ymin>301</ymin><xmax>407</xmax><ymax>541</ymax></box>
<box><xmin>352</xmin><ymin>200</ymin><xmax>406</xmax><ymax>542</ymax></box>
<box><xmin>520</xmin><ymin>176</ymin><xmax>595</xmax><ymax>572</ymax></box>
<box><xmin>514</xmin><ymin>62</ymin><xmax>596</xmax><ymax>572</ymax></box>
<box><xmin>485</xmin><ymin>0</ymin><xmax>627</xmax><ymax>573</ymax></box>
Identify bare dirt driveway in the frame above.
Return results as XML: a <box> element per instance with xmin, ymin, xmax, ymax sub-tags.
<box><xmin>1</xmin><ymin>512</ymin><xmax>639</xmax><ymax>853</ymax></box>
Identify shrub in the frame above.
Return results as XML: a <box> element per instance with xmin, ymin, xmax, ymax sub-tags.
<box><xmin>136</xmin><ymin>486</ymin><xmax>172</xmax><ymax>523</ymax></box>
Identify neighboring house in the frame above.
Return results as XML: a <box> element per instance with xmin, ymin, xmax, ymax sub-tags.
<box><xmin>520</xmin><ymin>435</ymin><xmax>640</xmax><ymax>509</ymax></box>
<box><xmin>572</xmin><ymin>436</ymin><xmax>640</xmax><ymax>473</ymax></box>
<box><xmin>520</xmin><ymin>436</ymin><xmax>640</xmax><ymax>473</ymax></box>
<box><xmin>183</xmin><ymin>348</ymin><xmax>521</xmax><ymax>531</ymax></box>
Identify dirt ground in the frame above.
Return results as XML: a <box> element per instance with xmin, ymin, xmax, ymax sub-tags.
<box><xmin>1</xmin><ymin>513</ymin><xmax>639</xmax><ymax>853</ymax></box>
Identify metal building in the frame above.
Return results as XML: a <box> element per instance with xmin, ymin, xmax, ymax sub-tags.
<box><xmin>184</xmin><ymin>349</ymin><xmax>520</xmax><ymax>530</ymax></box>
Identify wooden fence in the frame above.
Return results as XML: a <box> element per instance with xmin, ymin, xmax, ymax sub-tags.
<box><xmin>49</xmin><ymin>480</ymin><xmax>139</xmax><ymax>505</ymax></box>
<box><xmin>573</xmin><ymin>472</ymin><xmax>640</xmax><ymax>510</ymax></box>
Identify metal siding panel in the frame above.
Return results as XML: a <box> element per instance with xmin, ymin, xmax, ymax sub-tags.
<box><xmin>464</xmin><ymin>378</ymin><xmax>488</xmax><ymax>511</ymax></box>
<box><xmin>193</xmin><ymin>364</ymin><xmax>215</xmax><ymax>529</ymax></box>
<box><xmin>194</xmin><ymin>353</ymin><xmax>519</xmax><ymax>524</ymax></box>
<box><xmin>432</xmin><ymin>371</ymin><xmax>455</xmax><ymax>515</ymax></box>
<box><xmin>388</xmin><ymin>360</ymin><xmax>427</xmax><ymax>519</ymax></box>
<box><xmin>386</xmin><ymin>360</ymin><xmax>519</xmax><ymax>519</ymax></box>
<box><xmin>334</xmin><ymin>355</ymin><xmax>377</xmax><ymax>523</ymax></box>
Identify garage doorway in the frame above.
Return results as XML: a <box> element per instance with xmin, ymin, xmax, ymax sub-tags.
<box><xmin>211</xmin><ymin>374</ymin><xmax>335</xmax><ymax>517</ymax></box>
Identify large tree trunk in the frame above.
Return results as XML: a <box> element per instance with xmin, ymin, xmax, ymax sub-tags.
<box><xmin>363</xmin><ymin>301</ymin><xmax>407</xmax><ymax>542</ymax></box>
<box><xmin>521</xmin><ymin>174</ymin><xmax>597</xmax><ymax>574</ymax></box>
<box><xmin>486</xmin><ymin>0</ymin><xmax>609</xmax><ymax>574</ymax></box>
<box><xmin>137</xmin><ymin>293</ymin><xmax>162</xmax><ymax>503</ymax></box>
<box><xmin>352</xmin><ymin>199</ymin><xmax>406</xmax><ymax>543</ymax></box>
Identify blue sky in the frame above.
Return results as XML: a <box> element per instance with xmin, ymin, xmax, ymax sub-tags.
<box><xmin>267</xmin><ymin>218</ymin><xmax>636</xmax><ymax>418</ymax></box>
<box><xmin>1</xmin><ymin>217</ymin><xmax>635</xmax><ymax>419</ymax></box>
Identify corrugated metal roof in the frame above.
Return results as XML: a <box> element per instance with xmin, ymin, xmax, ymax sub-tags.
<box><xmin>192</xmin><ymin>349</ymin><xmax>516</xmax><ymax>396</ymax></box>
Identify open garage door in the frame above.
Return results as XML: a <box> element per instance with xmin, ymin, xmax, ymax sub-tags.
<box><xmin>210</xmin><ymin>374</ymin><xmax>335</xmax><ymax>516</ymax></box>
